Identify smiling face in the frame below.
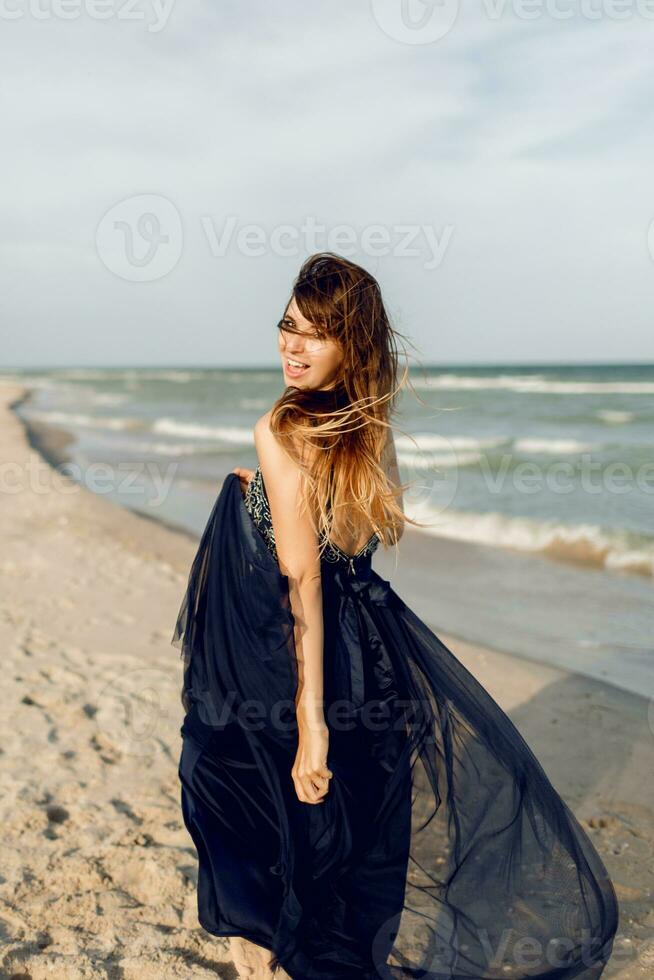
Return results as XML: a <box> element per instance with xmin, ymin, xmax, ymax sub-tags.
<box><xmin>278</xmin><ymin>296</ymin><xmax>344</xmax><ymax>390</ymax></box>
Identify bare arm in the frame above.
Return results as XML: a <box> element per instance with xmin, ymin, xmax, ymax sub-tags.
<box><xmin>254</xmin><ymin>412</ymin><xmax>332</xmax><ymax>804</ymax></box>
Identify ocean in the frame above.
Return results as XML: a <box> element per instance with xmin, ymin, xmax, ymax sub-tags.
<box><xmin>4</xmin><ymin>363</ymin><xmax>653</xmax><ymax>698</ymax></box>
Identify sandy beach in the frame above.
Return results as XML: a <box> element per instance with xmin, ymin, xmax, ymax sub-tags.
<box><xmin>0</xmin><ymin>378</ymin><xmax>652</xmax><ymax>979</ymax></box>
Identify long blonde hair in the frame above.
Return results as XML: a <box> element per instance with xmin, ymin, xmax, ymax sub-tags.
<box><xmin>270</xmin><ymin>252</ymin><xmax>428</xmax><ymax>556</ymax></box>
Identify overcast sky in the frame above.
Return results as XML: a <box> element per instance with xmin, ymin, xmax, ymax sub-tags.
<box><xmin>2</xmin><ymin>0</ymin><xmax>653</xmax><ymax>368</ymax></box>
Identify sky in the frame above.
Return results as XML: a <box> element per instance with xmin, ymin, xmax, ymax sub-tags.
<box><xmin>1</xmin><ymin>0</ymin><xmax>654</xmax><ymax>368</ymax></box>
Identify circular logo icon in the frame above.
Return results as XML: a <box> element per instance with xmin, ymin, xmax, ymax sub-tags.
<box><xmin>96</xmin><ymin>194</ymin><xmax>183</xmax><ymax>282</ymax></box>
<box><xmin>372</xmin><ymin>904</ymin><xmax>459</xmax><ymax>976</ymax></box>
<box><xmin>397</xmin><ymin>432</ymin><xmax>461</xmax><ymax>519</ymax></box>
<box><xmin>370</xmin><ymin>0</ymin><xmax>460</xmax><ymax>44</ymax></box>
<box><xmin>95</xmin><ymin>666</ymin><xmax>178</xmax><ymax>757</ymax></box>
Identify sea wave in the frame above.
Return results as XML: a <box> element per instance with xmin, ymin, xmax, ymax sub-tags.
<box><xmin>395</xmin><ymin>433</ymin><xmax>507</xmax><ymax>452</ymax></box>
<box><xmin>513</xmin><ymin>438</ymin><xmax>596</xmax><ymax>455</ymax></box>
<box><xmin>397</xmin><ymin>450</ymin><xmax>483</xmax><ymax>470</ymax></box>
<box><xmin>223</xmin><ymin>371</ymin><xmax>277</xmax><ymax>384</ymax></box>
<box><xmin>87</xmin><ymin>393</ymin><xmax>131</xmax><ymax>406</ymax></box>
<box><xmin>395</xmin><ymin>434</ymin><xmax>598</xmax><ymax>467</ymax></box>
<box><xmin>411</xmin><ymin>374</ymin><xmax>654</xmax><ymax>395</ymax></box>
<box><xmin>407</xmin><ymin>504</ymin><xmax>654</xmax><ymax>578</ymax></box>
<box><xmin>111</xmin><ymin>439</ymin><xmax>208</xmax><ymax>456</ymax></box>
<box><xmin>596</xmin><ymin>410</ymin><xmax>635</xmax><ymax>424</ymax></box>
<box><xmin>395</xmin><ymin>433</ymin><xmax>506</xmax><ymax>470</ymax></box>
<box><xmin>27</xmin><ymin>410</ymin><xmax>142</xmax><ymax>431</ymax></box>
<box><xmin>49</xmin><ymin>369</ymin><xmax>195</xmax><ymax>383</ymax></box>
<box><xmin>152</xmin><ymin>418</ymin><xmax>255</xmax><ymax>445</ymax></box>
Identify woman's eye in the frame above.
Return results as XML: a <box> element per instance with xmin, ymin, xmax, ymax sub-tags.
<box><xmin>277</xmin><ymin>317</ymin><xmax>327</xmax><ymax>342</ymax></box>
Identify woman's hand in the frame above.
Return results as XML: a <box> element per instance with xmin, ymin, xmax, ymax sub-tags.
<box><xmin>292</xmin><ymin>709</ymin><xmax>333</xmax><ymax>805</ymax></box>
<box><xmin>232</xmin><ymin>467</ymin><xmax>256</xmax><ymax>497</ymax></box>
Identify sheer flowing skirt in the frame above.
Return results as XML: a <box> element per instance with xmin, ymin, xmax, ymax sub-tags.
<box><xmin>172</xmin><ymin>474</ymin><xmax>618</xmax><ymax>979</ymax></box>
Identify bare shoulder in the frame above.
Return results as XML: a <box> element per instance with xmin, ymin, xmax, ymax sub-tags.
<box><xmin>254</xmin><ymin>409</ymin><xmax>274</xmax><ymax>449</ymax></box>
<box><xmin>254</xmin><ymin>410</ymin><xmax>298</xmax><ymax>475</ymax></box>
<box><xmin>254</xmin><ymin>410</ymin><xmax>314</xmax><ymax>469</ymax></box>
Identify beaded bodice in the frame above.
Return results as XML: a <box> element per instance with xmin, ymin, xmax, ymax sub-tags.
<box><xmin>242</xmin><ymin>465</ymin><xmax>379</xmax><ymax>570</ymax></box>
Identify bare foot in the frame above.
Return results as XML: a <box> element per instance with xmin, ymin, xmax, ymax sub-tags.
<box><xmin>230</xmin><ymin>936</ymin><xmax>275</xmax><ymax>980</ymax></box>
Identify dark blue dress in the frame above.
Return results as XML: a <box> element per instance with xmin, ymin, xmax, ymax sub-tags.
<box><xmin>172</xmin><ymin>468</ymin><xmax>618</xmax><ymax>979</ymax></box>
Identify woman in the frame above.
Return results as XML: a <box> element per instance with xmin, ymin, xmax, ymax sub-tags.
<box><xmin>172</xmin><ymin>253</ymin><xmax>618</xmax><ymax>979</ymax></box>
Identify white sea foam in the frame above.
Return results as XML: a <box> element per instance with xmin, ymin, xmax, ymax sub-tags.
<box><xmin>395</xmin><ymin>433</ymin><xmax>507</xmax><ymax>452</ymax></box>
<box><xmin>27</xmin><ymin>410</ymin><xmax>141</xmax><ymax>431</ymax></box>
<box><xmin>596</xmin><ymin>410</ymin><xmax>635</xmax><ymax>424</ymax></box>
<box><xmin>49</xmin><ymin>370</ymin><xmax>115</xmax><ymax>381</ymax></box>
<box><xmin>513</xmin><ymin>438</ymin><xmax>596</xmax><ymax>455</ymax></box>
<box><xmin>396</xmin><ymin>434</ymin><xmax>596</xmax><ymax>465</ymax></box>
<box><xmin>114</xmin><ymin>439</ymin><xmax>205</xmax><ymax>456</ymax></box>
<box><xmin>87</xmin><ymin>393</ymin><xmax>130</xmax><ymax>406</ymax></box>
<box><xmin>152</xmin><ymin>418</ymin><xmax>255</xmax><ymax>445</ymax></box>
<box><xmin>54</xmin><ymin>369</ymin><xmax>195</xmax><ymax>383</ymax></box>
<box><xmin>397</xmin><ymin>450</ymin><xmax>483</xmax><ymax>470</ymax></box>
<box><xmin>412</xmin><ymin>374</ymin><xmax>654</xmax><ymax>395</ymax></box>
<box><xmin>148</xmin><ymin>371</ymin><xmax>195</xmax><ymax>383</ymax></box>
<box><xmin>224</xmin><ymin>371</ymin><xmax>277</xmax><ymax>384</ymax></box>
<box><xmin>406</xmin><ymin>502</ymin><xmax>654</xmax><ymax>578</ymax></box>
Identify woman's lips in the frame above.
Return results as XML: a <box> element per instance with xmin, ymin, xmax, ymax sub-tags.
<box><xmin>284</xmin><ymin>359</ymin><xmax>310</xmax><ymax>379</ymax></box>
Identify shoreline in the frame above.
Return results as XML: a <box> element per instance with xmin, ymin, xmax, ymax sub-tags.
<box><xmin>1</xmin><ymin>379</ymin><xmax>652</xmax><ymax>977</ymax></box>
<box><xmin>11</xmin><ymin>381</ymin><xmax>653</xmax><ymax>701</ymax></box>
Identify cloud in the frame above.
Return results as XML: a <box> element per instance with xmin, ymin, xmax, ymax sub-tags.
<box><xmin>1</xmin><ymin>0</ymin><xmax>653</xmax><ymax>365</ymax></box>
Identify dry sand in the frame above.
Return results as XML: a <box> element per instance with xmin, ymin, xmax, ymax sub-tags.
<box><xmin>0</xmin><ymin>380</ymin><xmax>652</xmax><ymax>979</ymax></box>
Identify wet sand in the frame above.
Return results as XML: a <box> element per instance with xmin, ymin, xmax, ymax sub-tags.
<box><xmin>0</xmin><ymin>380</ymin><xmax>652</xmax><ymax>978</ymax></box>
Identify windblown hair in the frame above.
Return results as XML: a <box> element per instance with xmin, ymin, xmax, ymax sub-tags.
<box><xmin>270</xmin><ymin>252</ymin><xmax>427</xmax><ymax>557</ymax></box>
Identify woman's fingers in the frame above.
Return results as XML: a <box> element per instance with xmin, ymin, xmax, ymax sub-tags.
<box><xmin>232</xmin><ymin>468</ymin><xmax>256</xmax><ymax>496</ymax></box>
<box><xmin>292</xmin><ymin>767</ymin><xmax>332</xmax><ymax>804</ymax></box>
<box><xmin>292</xmin><ymin>768</ymin><xmax>319</xmax><ymax>802</ymax></box>
<box><xmin>293</xmin><ymin>777</ymin><xmax>323</xmax><ymax>804</ymax></box>
<box><xmin>232</xmin><ymin>467</ymin><xmax>255</xmax><ymax>480</ymax></box>
<box><xmin>291</xmin><ymin>732</ymin><xmax>332</xmax><ymax>804</ymax></box>
<box><xmin>303</xmin><ymin>779</ymin><xmax>325</xmax><ymax>803</ymax></box>
<box><xmin>309</xmin><ymin>767</ymin><xmax>332</xmax><ymax>792</ymax></box>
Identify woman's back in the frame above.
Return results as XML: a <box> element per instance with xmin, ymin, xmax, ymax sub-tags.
<box><xmin>243</xmin><ymin>426</ymin><xmax>403</xmax><ymax>563</ymax></box>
